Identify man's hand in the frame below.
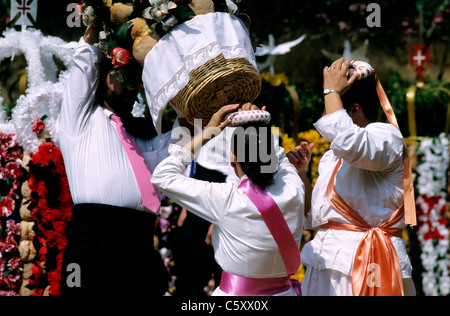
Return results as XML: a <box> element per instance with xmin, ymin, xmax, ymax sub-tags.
<box><xmin>83</xmin><ymin>17</ymin><xmax>102</xmax><ymax>45</ymax></box>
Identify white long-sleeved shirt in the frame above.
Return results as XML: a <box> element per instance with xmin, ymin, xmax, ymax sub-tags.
<box><xmin>55</xmin><ymin>38</ymin><xmax>173</xmax><ymax>212</ymax></box>
<box><xmin>152</xmin><ymin>143</ymin><xmax>305</xmax><ymax>281</ymax></box>
<box><xmin>301</xmin><ymin>109</ymin><xmax>412</xmax><ymax>277</ymax></box>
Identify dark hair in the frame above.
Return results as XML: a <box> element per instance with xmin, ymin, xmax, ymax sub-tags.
<box><xmin>341</xmin><ymin>75</ymin><xmax>380</xmax><ymax>122</ymax></box>
<box><xmin>95</xmin><ymin>61</ymin><xmax>157</xmax><ymax>139</ymax></box>
<box><xmin>231</xmin><ymin>124</ymin><xmax>278</xmax><ymax>190</ymax></box>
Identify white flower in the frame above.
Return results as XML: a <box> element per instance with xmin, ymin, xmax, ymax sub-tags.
<box><xmin>143</xmin><ymin>0</ymin><xmax>177</xmax><ymax>23</ymax></box>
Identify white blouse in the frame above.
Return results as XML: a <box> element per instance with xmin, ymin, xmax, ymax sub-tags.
<box><xmin>301</xmin><ymin>109</ymin><xmax>412</xmax><ymax>277</ymax></box>
<box><xmin>55</xmin><ymin>38</ymin><xmax>174</xmax><ymax>212</ymax></box>
<box><xmin>151</xmin><ymin>143</ymin><xmax>305</xmax><ymax>279</ymax></box>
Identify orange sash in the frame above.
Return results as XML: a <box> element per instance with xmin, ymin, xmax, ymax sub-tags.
<box><xmin>321</xmin><ymin>158</ymin><xmax>405</xmax><ymax>296</ymax></box>
<box><xmin>375</xmin><ymin>73</ymin><xmax>416</xmax><ymax>226</ymax></box>
<box><xmin>349</xmin><ymin>64</ymin><xmax>416</xmax><ymax>226</ymax></box>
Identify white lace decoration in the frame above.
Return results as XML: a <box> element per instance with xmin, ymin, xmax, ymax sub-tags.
<box><xmin>143</xmin><ymin>12</ymin><xmax>257</xmax><ymax>136</ymax></box>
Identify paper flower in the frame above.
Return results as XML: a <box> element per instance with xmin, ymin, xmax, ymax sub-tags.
<box><xmin>143</xmin><ymin>0</ymin><xmax>178</xmax><ymax>23</ymax></box>
<box><xmin>110</xmin><ymin>47</ymin><xmax>131</xmax><ymax>68</ymax></box>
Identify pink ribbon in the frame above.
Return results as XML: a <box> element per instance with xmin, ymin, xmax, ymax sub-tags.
<box><xmin>218</xmin><ymin>179</ymin><xmax>302</xmax><ymax>296</ymax></box>
<box><xmin>220</xmin><ymin>271</ymin><xmax>301</xmax><ymax>296</ymax></box>
<box><xmin>110</xmin><ymin>114</ymin><xmax>161</xmax><ymax>213</ymax></box>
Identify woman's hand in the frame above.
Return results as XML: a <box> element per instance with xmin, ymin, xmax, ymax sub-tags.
<box><xmin>287</xmin><ymin>141</ymin><xmax>315</xmax><ymax>174</ymax></box>
<box><xmin>203</xmin><ymin>103</ymin><xmax>266</xmax><ymax>139</ymax></box>
<box><xmin>204</xmin><ymin>103</ymin><xmax>240</xmax><ymax>131</ymax></box>
<box><xmin>238</xmin><ymin>103</ymin><xmax>267</xmax><ymax>112</ymax></box>
<box><xmin>287</xmin><ymin>141</ymin><xmax>315</xmax><ymax>217</ymax></box>
<box><xmin>323</xmin><ymin>58</ymin><xmax>358</xmax><ymax>95</ymax></box>
<box><xmin>184</xmin><ymin>103</ymin><xmax>239</xmax><ymax>155</ymax></box>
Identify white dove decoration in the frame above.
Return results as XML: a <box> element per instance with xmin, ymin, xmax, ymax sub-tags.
<box><xmin>256</xmin><ymin>33</ymin><xmax>307</xmax><ymax>75</ymax></box>
<box><xmin>321</xmin><ymin>39</ymin><xmax>370</xmax><ymax>61</ymax></box>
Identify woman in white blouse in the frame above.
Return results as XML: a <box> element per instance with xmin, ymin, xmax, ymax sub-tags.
<box><xmin>152</xmin><ymin>103</ymin><xmax>312</xmax><ymax>296</ymax></box>
<box><xmin>297</xmin><ymin>58</ymin><xmax>416</xmax><ymax>296</ymax></box>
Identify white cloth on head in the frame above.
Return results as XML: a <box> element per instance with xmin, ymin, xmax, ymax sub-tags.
<box><xmin>142</xmin><ymin>12</ymin><xmax>257</xmax><ymax>136</ymax></box>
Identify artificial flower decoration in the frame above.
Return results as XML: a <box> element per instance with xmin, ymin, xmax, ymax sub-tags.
<box><xmin>0</xmin><ymin>132</ymin><xmax>26</xmax><ymax>296</ymax></box>
<box><xmin>225</xmin><ymin>0</ymin><xmax>239</xmax><ymax>15</ymax></box>
<box><xmin>414</xmin><ymin>133</ymin><xmax>450</xmax><ymax>296</ymax></box>
<box><xmin>143</xmin><ymin>0</ymin><xmax>178</xmax><ymax>23</ymax></box>
<box><xmin>26</xmin><ymin>142</ymin><xmax>74</xmax><ymax>296</ymax></box>
<box><xmin>81</xmin><ymin>4</ymin><xmax>96</xmax><ymax>27</ymax></box>
<box><xmin>110</xmin><ymin>47</ymin><xmax>131</xmax><ymax>68</ymax></box>
<box><xmin>31</xmin><ymin>119</ymin><xmax>46</xmax><ymax>136</ymax></box>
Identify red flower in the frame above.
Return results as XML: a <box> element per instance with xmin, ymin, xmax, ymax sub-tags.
<box><xmin>30</xmin><ymin>142</ymin><xmax>65</xmax><ymax>175</ymax></box>
<box><xmin>110</xmin><ymin>47</ymin><xmax>131</xmax><ymax>68</ymax></box>
<box><xmin>31</xmin><ymin>119</ymin><xmax>46</xmax><ymax>136</ymax></box>
<box><xmin>6</xmin><ymin>219</ymin><xmax>20</xmax><ymax>238</ymax></box>
<box><xmin>8</xmin><ymin>257</ymin><xmax>22</xmax><ymax>272</ymax></box>
<box><xmin>424</xmin><ymin>226</ymin><xmax>444</xmax><ymax>240</ymax></box>
<box><xmin>48</xmin><ymin>270</ymin><xmax>61</xmax><ymax>296</ymax></box>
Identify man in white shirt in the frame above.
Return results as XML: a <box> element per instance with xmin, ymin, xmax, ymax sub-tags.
<box><xmin>56</xmin><ymin>22</ymin><xmax>172</xmax><ymax>296</ymax></box>
<box><xmin>299</xmin><ymin>58</ymin><xmax>415</xmax><ymax>296</ymax></box>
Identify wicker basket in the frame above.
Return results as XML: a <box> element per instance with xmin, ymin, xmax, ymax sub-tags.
<box><xmin>169</xmin><ymin>54</ymin><xmax>262</xmax><ymax>126</ymax></box>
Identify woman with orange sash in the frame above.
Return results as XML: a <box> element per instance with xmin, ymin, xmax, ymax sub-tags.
<box><xmin>152</xmin><ymin>103</ymin><xmax>311</xmax><ymax>296</ymax></box>
<box><xmin>298</xmin><ymin>58</ymin><xmax>416</xmax><ymax>296</ymax></box>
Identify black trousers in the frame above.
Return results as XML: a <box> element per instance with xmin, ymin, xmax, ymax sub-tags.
<box><xmin>60</xmin><ymin>203</ymin><xmax>169</xmax><ymax>296</ymax></box>
<box><xmin>171</xmin><ymin>163</ymin><xmax>224</xmax><ymax>296</ymax></box>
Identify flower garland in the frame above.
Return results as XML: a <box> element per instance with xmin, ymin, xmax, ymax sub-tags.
<box><xmin>0</xmin><ymin>131</ymin><xmax>26</xmax><ymax>296</ymax></box>
<box><xmin>0</xmin><ymin>28</ymin><xmax>75</xmax><ymax>155</ymax></box>
<box><xmin>415</xmin><ymin>133</ymin><xmax>450</xmax><ymax>296</ymax></box>
<box><xmin>25</xmin><ymin>142</ymin><xmax>73</xmax><ymax>296</ymax></box>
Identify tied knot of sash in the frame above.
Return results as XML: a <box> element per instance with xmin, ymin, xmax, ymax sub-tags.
<box><xmin>322</xmin><ymin>158</ymin><xmax>405</xmax><ymax>296</ymax></box>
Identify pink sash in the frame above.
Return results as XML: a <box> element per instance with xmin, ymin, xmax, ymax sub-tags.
<box><xmin>219</xmin><ymin>179</ymin><xmax>302</xmax><ymax>296</ymax></box>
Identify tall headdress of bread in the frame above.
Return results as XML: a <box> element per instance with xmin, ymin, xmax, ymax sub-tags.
<box><xmin>349</xmin><ymin>60</ymin><xmax>417</xmax><ymax>226</ymax></box>
<box><xmin>80</xmin><ymin>0</ymin><xmax>261</xmax><ymax>136</ymax></box>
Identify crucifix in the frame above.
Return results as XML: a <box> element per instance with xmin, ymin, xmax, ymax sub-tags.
<box><xmin>10</xmin><ymin>0</ymin><xmax>38</xmax><ymax>31</ymax></box>
<box><xmin>409</xmin><ymin>44</ymin><xmax>429</xmax><ymax>82</ymax></box>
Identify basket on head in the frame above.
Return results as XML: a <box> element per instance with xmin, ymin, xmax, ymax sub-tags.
<box><xmin>169</xmin><ymin>54</ymin><xmax>262</xmax><ymax>126</ymax></box>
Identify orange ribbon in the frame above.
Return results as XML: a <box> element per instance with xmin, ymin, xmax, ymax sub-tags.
<box><xmin>322</xmin><ymin>158</ymin><xmax>405</xmax><ymax>296</ymax></box>
<box><xmin>374</xmin><ymin>72</ymin><xmax>417</xmax><ymax>226</ymax></box>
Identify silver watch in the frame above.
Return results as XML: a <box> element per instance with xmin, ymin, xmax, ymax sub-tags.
<box><xmin>323</xmin><ymin>88</ymin><xmax>341</xmax><ymax>96</ymax></box>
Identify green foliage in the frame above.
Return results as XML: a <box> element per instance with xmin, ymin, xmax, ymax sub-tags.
<box><xmin>384</xmin><ymin>71</ymin><xmax>450</xmax><ymax>137</ymax></box>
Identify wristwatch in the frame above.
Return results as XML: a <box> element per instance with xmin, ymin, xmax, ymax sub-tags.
<box><xmin>323</xmin><ymin>88</ymin><xmax>341</xmax><ymax>96</ymax></box>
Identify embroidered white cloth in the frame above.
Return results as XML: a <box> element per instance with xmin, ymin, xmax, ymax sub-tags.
<box><xmin>142</xmin><ymin>12</ymin><xmax>257</xmax><ymax>136</ymax></box>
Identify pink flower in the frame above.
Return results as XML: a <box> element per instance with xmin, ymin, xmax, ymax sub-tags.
<box><xmin>434</xmin><ymin>12</ymin><xmax>443</xmax><ymax>24</ymax></box>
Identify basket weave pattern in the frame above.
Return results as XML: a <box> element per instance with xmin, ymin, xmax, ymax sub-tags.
<box><xmin>170</xmin><ymin>54</ymin><xmax>262</xmax><ymax>126</ymax></box>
